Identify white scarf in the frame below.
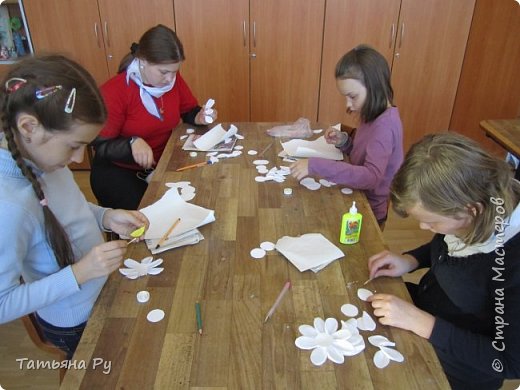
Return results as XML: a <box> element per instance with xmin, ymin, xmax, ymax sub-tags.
<box><xmin>444</xmin><ymin>202</ymin><xmax>520</xmax><ymax>257</ymax></box>
<box><xmin>126</xmin><ymin>58</ymin><xmax>176</xmax><ymax>120</ymax></box>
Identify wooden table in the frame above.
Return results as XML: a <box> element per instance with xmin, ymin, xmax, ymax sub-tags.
<box><xmin>480</xmin><ymin>119</ymin><xmax>520</xmax><ymax>156</ymax></box>
<box><xmin>61</xmin><ymin>123</ymin><xmax>449</xmax><ymax>389</ymax></box>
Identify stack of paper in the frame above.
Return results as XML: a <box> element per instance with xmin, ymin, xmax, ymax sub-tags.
<box><xmin>140</xmin><ymin>187</ymin><xmax>215</xmax><ymax>254</ymax></box>
<box><xmin>275</xmin><ymin>233</ymin><xmax>345</xmax><ymax>272</ymax></box>
<box><xmin>182</xmin><ymin>123</ymin><xmax>238</xmax><ymax>152</ymax></box>
<box><xmin>281</xmin><ymin>136</ymin><xmax>343</xmax><ymax>160</ymax></box>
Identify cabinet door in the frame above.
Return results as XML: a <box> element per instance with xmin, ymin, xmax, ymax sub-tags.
<box><xmin>250</xmin><ymin>0</ymin><xmax>325</xmax><ymax>122</ymax></box>
<box><xmin>391</xmin><ymin>0</ymin><xmax>475</xmax><ymax>150</ymax></box>
<box><xmin>318</xmin><ymin>0</ymin><xmax>401</xmax><ymax>127</ymax></box>
<box><xmin>23</xmin><ymin>0</ymin><xmax>109</xmax><ymax>84</ymax></box>
<box><xmin>174</xmin><ymin>0</ymin><xmax>249</xmax><ymax>122</ymax></box>
<box><xmin>97</xmin><ymin>0</ymin><xmax>176</xmax><ymax>78</ymax></box>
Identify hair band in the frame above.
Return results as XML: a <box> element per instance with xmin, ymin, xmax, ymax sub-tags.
<box><xmin>5</xmin><ymin>77</ymin><xmax>27</xmax><ymax>93</ymax></box>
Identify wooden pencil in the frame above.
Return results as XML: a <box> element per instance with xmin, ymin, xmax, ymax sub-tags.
<box><xmin>176</xmin><ymin>161</ymin><xmax>208</xmax><ymax>172</ymax></box>
<box><xmin>154</xmin><ymin>217</ymin><xmax>181</xmax><ymax>250</ymax></box>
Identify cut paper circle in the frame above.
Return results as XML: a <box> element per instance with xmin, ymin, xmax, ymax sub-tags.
<box><xmin>341</xmin><ymin>187</ymin><xmax>353</xmax><ymax>195</ymax></box>
<box><xmin>253</xmin><ymin>159</ymin><xmax>270</xmax><ymax>165</ymax></box>
<box><xmin>204</xmin><ymin>115</ymin><xmax>214</xmax><ymax>124</ymax></box>
<box><xmin>357</xmin><ymin>288</ymin><xmax>374</xmax><ymax>301</ymax></box>
<box><xmin>313</xmin><ymin>129</ymin><xmax>323</xmax><ymax>134</ymax></box>
<box><xmin>147</xmin><ymin>309</ymin><xmax>165</xmax><ymax>323</ymax></box>
<box><xmin>319</xmin><ymin>179</ymin><xmax>335</xmax><ymax>187</ymax></box>
<box><xmin>189</xmin><ymin>152</ymin><xmax>198</xmax><ymax>157</ymax></box>
<box><xmin>341</xmin><ymin>303</ymin><xmax>359</xmax><ymax>317</ymax></box>
<box><xmin>250</xmin><ymin>248</ymin><xmax>266</xmax><ymax>259</ymax></box>
<box><xmin>255</xmin><ymin>176</ymin><xmax>268</xmax><ymax>182</ymax></box>
<box><xmin>234</xmin><ymin>145</ymin><xmax>244</xmax><ymax>150</ymax></box>
<box><xmin>380</xmin><ymin>346</ymin><xmax>404</xmax><ymax>362</ymax></box>
<box><xmin>180</xmin><ymin>134</ymin><xmax>189</xmax><ymax>140</ymax></box>
<box><xmin>235</xmin><ymin>134</ymin><xmax>245</xmax><ymax>140</ymax></box>
<box><xmin>260</xmin><ymin>241</ymin><xmax>275</xmax><ymax>251</ymax></box>
<box><xmin>248</xmin><ymin>150</ymin><xmax>258</xmax><ymax>155</ymax></box>
<box><xmin>186</xmin><ymin>128</ymin><xmax>195</xmax><ymax>134</ymax></box>
<box><xmin>137</xmin><ymin>290</ymin><xmax>150</xmax><ymax>303</ymax></box>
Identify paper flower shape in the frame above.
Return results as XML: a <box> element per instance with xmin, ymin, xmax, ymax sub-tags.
<box><xmin>119</xmin><ymin>256</ymin><xmax>164</xmax><ymax>279</ymax></box>
<box><xmin>368</xmin><ymin>335</ymin><xmax>404</xmax><ymax>368</ymax></box>
<box><xmin>295</xmin><ymin>317</ymin><xmax>365</xmax><ymax>366</ymax></box>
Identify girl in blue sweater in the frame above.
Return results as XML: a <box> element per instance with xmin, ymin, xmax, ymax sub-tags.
<box><xmin>0</xmin><ymin>56</ymin><xmax>148</xmax><ymax>359</ymax></box>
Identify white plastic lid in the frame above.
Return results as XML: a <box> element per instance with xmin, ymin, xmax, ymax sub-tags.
<box><xmin>350</xmin><ymin>201</ymin><xmax>357</xmax><ymax>214</ymax></box>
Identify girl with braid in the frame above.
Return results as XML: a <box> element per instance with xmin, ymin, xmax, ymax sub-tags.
<box><xmin>0</xmin><ymin>55</ymin><xmax>148</xmax><ymax>359</ymax></box>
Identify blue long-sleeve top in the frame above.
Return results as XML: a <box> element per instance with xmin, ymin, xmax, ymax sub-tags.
<box><xmin>0</xmin><ymin>147</ymin><xmax>108</xmax><ymax>327</ymax></box>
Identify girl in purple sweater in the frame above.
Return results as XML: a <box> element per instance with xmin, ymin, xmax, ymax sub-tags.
<box><xmin>291</xmin><ymin>45</ymin><xmax>403</xmax><ymax>224</ymax></box>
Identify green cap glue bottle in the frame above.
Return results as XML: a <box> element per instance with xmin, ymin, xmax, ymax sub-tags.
<box><xmin>340</xmin><ymin>201</ymin><xmax>362</xmax><ymax>244</ymax></box>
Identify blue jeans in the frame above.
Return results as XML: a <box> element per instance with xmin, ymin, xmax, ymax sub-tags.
<box><xmin>35</xmin><ymin>314</ymin><xmax>86</xmax><ymax>360</ymax></box>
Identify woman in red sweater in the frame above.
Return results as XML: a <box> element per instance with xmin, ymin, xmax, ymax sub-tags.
<box><xmin>90</xmin><ymin>24</ymin><xmax>217</xmax><ymax>209</ymax></box>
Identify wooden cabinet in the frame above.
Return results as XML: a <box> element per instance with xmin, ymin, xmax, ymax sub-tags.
<box><xmin>174</xmin><ymin>0</ymin><xmax>325</xmax><ymax>122</ymax></box>
<box><xmin>23</xmin><ymin>0</ymin><xmax>175</xmax><ymax>85</ymax></box>
<box><xmin>318</xmin><ymin>0</ymin><xmax>475</xmax><ymax>151</ymax></box>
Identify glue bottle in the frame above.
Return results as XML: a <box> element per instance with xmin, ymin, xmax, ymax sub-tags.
<box><xmin>340</xmin><ymin>201</ymin><xmax>362</xmax><ymax>244</ymax></box>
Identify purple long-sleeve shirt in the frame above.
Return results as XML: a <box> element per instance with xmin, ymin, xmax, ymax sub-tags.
<box><xmin>308</xmin><ymin>107</ymin><xmax>403</xmax><ymax>220</ymax></box>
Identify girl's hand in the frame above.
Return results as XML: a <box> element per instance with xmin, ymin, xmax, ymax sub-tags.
<box><xmin>290</xmin><ymin>159</ymin><xmax>309</xmax><ymax>181</ymax></box>
<box><xmin>324</xmin><ymin>126</ymin><xmax>348</xmax><ymax>146</ymax></box>
<box><xmin>102</xmin><ymin>209</ymin><xmax>149</xmax><ymax>239</ymax></box>
<box><xmin>368</xmin><ymin>293</ymin><xmax>435</xmax><ymax>338</ymax></box>
<box><xmin>71</xmin><ymin>240</ymin><xmax>128</xmax><ymax>285</ymax></box>
<box><xmin>368</xmin><ymin>250</ymin><xmax>419</xmax><ymax>279</ymax></box>
<box><xmin>130</xmin><ymin>137</ymin><xmax>155</xmax><ymax>169</ymax></box>
<box><xmin>195</xmin><ymin>108</ymin><xmax>218</xmax><ymax>125</ymax></box>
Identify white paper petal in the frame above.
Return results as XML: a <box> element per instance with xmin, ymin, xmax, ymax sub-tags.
<box><xmin>299</xmin><ymin>324</ymin><xmax>318</xmax><ymax>337</ymax></box>
<box><xmin>124</xmin><ymin>258</ymin><xmax>141</xmax><ymax>268</ymax></box>
<box><xmin>357</xmin><ymin>311</ymin><xmax>377</xmax><ymax>331</ymax></box>
<box><xmin>368</xmin><ymin>335</ymin><xmax>395</xmax><ymax>348</ymax></box>
<box><xmin>341</xmin><ymin>303</ymin><xmax>359</xmax><ymax>317</ymax></box>
<box><xmin>295</xmin><ymin>336</ymin><xmax>318</xmax><ymax>350</ymax></box>
<box><xmin>333</xmin><ymin>339</ymin><xmax>355</xmax><ymax>352</ymax></box>
<box><xmin>324</xmin><ymin>318</ymin><xmax>338</xmax><ymax>334</ymax></box>
<box><xmin>313</xmin><ymin>317</ymin><xmax>325</xmax><ymax>333</ymax></box>
<box><xmin>380</xmin><ymin>346</ymin><xmax>404</xmax><ymax>362</ymax></box>
<box><xmin>247</xmin><ymin>150</ymin><xmax>258</xmax><ymax>155</ymax></box>
<box><xmin>373</xmin><ymin>350</ymin><xmax>390</xmax><ymax>369</ymax></box>
<box><xmin>332</xmin><ymin>329</ymin><xmax>352</xmax><ymax>340</ymax></box>
<box><xmin>146</xmin><ymin>309</ymin><xmax>165</xmax><ymax>323</ymax></box>
<box><xmin>310</xmin><ymin>347</ymin><xmax>328</xmax><ymax>366</ymax></box>
<box><xmin>327</xmin><ymin>346</ymin><xmax>345</xmax><ymax>364</ymax></box>
<box><xmin>250</xmin><ymin>248</ymin><xmax>266</xmax><ymax>259</ymax></box>
<box><xmin>147</xmin><ymin>267</ymin><xmax>164</xmax><ymax>275</ymax></box>
<box><xmin>341</xmin><ymin>187</ymin><xmax>353</xmax><ymax>195</ymax></box>
<box><xmin>357</xmin><ymin>288</ymin><xmax>374</xmax><ymax>301</ymax></box>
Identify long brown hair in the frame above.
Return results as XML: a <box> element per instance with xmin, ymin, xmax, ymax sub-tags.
<box><xmin>118</xmin><ymin>24</ymin><xmax>185</xmax><ymax>73</ymax></box>
<box><xmin>335</xmin><ymin>44</ymin><xmax>394</xmax><ymax>123</ymax></box>
<box><xmin>1</xmin><ymin>55</ymin><xmax>106</xmax><ymax>267</ymax></box>
<box><xmin>391</xmin><ymin>132</ymin><xmax>520</xmax><ymax>245</ymax></box>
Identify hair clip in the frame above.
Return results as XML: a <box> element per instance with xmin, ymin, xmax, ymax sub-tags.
<box><xmin>64</xmin><ymin>87</ymin><xmax>76</xmax><ymax>114</ymax></box>
<box><xmin>5</xmin><ymin>77</ymin><xmax>27</xmax><ymax>93</ymax></box>
<box><xmin>35</xmin><ymin>85</ymin><xmax>63</xmax><ymax>100</ymax></box>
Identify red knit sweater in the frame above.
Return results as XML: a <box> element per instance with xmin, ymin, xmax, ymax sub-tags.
<box><xmin>99</xmin><ymin>71</ymin><xmax>199</xmax><ymax>169</ymax></box>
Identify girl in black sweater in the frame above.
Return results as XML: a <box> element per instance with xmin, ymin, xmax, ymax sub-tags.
<box><xmin>368</xmin><ymin>133</ymin><xmax>520</xmax><ymax>389</ymax></box>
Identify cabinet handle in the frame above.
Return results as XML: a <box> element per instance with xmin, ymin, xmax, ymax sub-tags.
<box><xmin>389</xmin><ymin>23</ymin><xmax>395</xmax><ymax>48</ymax></box>
<box><xmin>104</xmin><ymin>21</ymin><xmax>110</xmax><ymax>47</ymax></box>
<box><xmin>253</xmin><ymin>21</ymin><xmax>256</xmax><ymax>48</ymax></box>
<box><xmin>94</xmin><ymin>23</ymin><xmax>101</xmax><ymax>48</ymax></box>
<box><xmin>243</xmin><ymin>21</ymin><xmax>246</xmax><ymax>47</ymax></box>
<box><xmin>399</xmin><ymin>22</ymin><xmax>404</xmax><ymax>48</ymax></box>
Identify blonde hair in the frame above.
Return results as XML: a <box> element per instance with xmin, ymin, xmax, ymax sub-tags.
<box><xmin>391</xmin><ymin>132</ymin><xmax>520</xmax><ymax>245</ymax></box>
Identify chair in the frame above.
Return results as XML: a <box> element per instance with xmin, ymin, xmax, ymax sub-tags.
<box><xmin>21</xmin><ymin>313</ymin><xmax>68</xmax><ymax>383</ymax></box>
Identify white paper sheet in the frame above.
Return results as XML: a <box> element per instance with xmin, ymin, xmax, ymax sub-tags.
<box><xmin>140</xmin><ymin>187</ymin><xmax>215</xmax><ymax>240</ymax></box>
<box><xmin>281</xmin><ymin>136</ymin><xmax>343</xmax><ymax>160</ymax></box>
<box><xmin>192</xmin><ymin>123</ymin><xmax>238</xmax><ymax>151</ymax></box>
<box><xmin>275</xmin><ymin>233</ymin><xmax>344</xmax><ymax>272</ymax></box>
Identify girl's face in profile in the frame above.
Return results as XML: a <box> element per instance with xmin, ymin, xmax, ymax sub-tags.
<box><xmin>22</xmin><ymin>119</ymin><xmax>101</xmax><ymax>172</ymax></box>
<box><xmin>407</xmin><ymin>203</ymin><xmax>474</xmax><ymax>237</ymax></box>
<box><xmin>140</xmin><ymin>61</ymin><xmax>180</xmax><ymax>88</ymax></box>
<box><xmin>336</xmin><ymin>78</ymin><xmax>367</xmax><ymax>114</ymax></box>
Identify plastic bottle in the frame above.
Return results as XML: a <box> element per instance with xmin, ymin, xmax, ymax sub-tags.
<box><xmin>340</xmin><ymin>201</ymin><xmax>363</xmax><ymax>244</ymax></box>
